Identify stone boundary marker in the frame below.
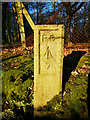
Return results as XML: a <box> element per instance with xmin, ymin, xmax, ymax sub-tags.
<box><xmin>34</xmin><ymin>25</ymin><xmax>64</xmax><ymax>109</ymax></box>
<box><xmin>13</xmin><ymin>3</ymin><xmax>64</xmax><ymax>110</ymax></box>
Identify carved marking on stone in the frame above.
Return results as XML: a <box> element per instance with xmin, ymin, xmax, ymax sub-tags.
<box><xmin>44</xmin><ymin>46</ymin><xmax>55</xmax><ymax>70</ymax></box>
<box><xmin>49</xmin><ymin>34</ymin><xmax>61</xmax><ymax>41</ymax></box>
<box><xmin>42</xmin><ymin>34</ymin><xmax>47</xmax><ymax>42</ymax></box>
<box><xmin>40</xmin><ymin>31</ymin><xmax>59</xmax><ymax>73</ymax></box>
<box><xmin>44</xmin><ymin>46</ymin><xmax>52</xmax><ymax>59</ymax></box>
<box><xmin>42</xmin><ymin>34</ymin><xmax>61</xmax><ymax>42</ymax></box>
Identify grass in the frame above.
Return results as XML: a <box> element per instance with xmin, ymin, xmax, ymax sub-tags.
<box><xmin>2</xmin><ymin>48</ymin><xmax>34</xmax><ymax>119</ymax></box>
<box><xmin>2</xmin><ymin>49</ymin><xmax>89</xmax><ymax>120</ymax></box>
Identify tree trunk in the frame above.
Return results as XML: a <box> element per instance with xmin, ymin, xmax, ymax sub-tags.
<box><xmin>15</xmin><ymin>2</ymin><xmax>26</xmax><ymax>47</ymax></box>
<box><xmin>6</xmin><ymin>23</ymin><xmax>10</xmax><ymax>43</ymax></box>
<box><xmin>11</xmin><ymin>2</ymin><xmax>20</xmax><ymax>42</ymax></box>
<box><xmin>11</xmin><ymin>3</ymin><xmax>16</xmax><ymax>43</ymax></box>
<box><xmin>7</xmin><ymin>8</ymin><xmax>11</xmax><ymax>43</ymax></box>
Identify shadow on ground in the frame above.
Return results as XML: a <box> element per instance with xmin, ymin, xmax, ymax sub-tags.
<box><xmin>62</xmin><ymin>51</ymin><xmax>86</xmax><ymax>93</ymax></box>
<box><xmin>2</xmin><ymin>54</ymin><xmax>21</xmax><ymax>62</ymax></box>
<box><xmin>24</xmin><ymin>110</ymin><xmax>86</xmax><ymax>120</ymax></box>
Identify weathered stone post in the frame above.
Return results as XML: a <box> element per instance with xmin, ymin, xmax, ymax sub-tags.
<box><xmin>34</xmin><ymin>25</ymin><xmax>64</xmax><ymax>109</ymax></box>
<box><xmin>18</xmin><ymin>2</ymin><xmax>64</xmax><ymax>111</ymax></box>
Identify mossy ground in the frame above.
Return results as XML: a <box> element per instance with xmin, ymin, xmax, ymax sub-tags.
<box><xmin>2</xmin><ymin>49</ymin><xmax>89</xmax><ymax>120</ymax></box>
<box><xmin>2</xmin><ymin>48</ymin><xmax>34</xmax><ymax>120</ymax></box>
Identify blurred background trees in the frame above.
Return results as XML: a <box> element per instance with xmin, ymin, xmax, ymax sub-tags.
<box><xmin>2</xmin><ymin>2</ymin><xmax>89</xmax><ymax>47</ymax></box>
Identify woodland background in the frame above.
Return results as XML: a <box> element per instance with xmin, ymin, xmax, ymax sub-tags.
<box><xmin>1</xmin><ymin>2</ymin><xmax>90</xmax><ymax>120</ymax></box>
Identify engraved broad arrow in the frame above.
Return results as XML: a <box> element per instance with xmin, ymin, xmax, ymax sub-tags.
<box><xmin>44</xmin><ymin>46</ymin><xmax>55</xmax><ymax>69</ymax></box>
<box><xmin>44</xmin><ymin>46</ymin><xmax>52</xmax><ymax>59</ymax></box>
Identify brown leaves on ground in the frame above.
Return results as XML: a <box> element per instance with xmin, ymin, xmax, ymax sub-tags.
<box><xmin>2</xmin><ymin>42</ymin><xmax>89</xmax><ymax>59</ymax></box>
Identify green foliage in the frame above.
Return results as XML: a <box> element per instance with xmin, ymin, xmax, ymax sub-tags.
<box><xmin>77</xmin><ymin>55</ymin><xmax>89</xmax><ymax>67</ymax></box>
<box><xmin>2</xmin><ymin>49</ymin><xmax>34</xmax><ymax>113</ymax></box>
<box><xmin>2</xmin><ymin>109</ymin><xmax>15</xmax><ymax>120</ymax></box>
<box><xmin>2</xmin><ymin>49</ymin><xmax>89</xmax><ymax>119</ymax></box>
<box><xmin>39</xmin><ymin>94</ymin><xmax>62</xmax><ymax>112</ymax></box>
<box><xmin>62</xmin><ymin>56</ymin><xmax>89</xmax><ymax>119</ymax></box>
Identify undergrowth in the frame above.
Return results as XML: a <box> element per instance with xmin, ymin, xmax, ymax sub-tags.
<box><xmin>2</xmin><ymin>49</ymin><xmax>89</xmax><ymax>120</ymax></box>
<box><xmin>2</xmin><ymin>48</ymin><xmax>34</xmax><ymax>120</ymax></box>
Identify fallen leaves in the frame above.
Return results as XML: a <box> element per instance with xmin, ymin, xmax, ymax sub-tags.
<box><xmin>71</xmin><ymin>70</ymin><xmax>78</xmax><ymax>76</ymax></box>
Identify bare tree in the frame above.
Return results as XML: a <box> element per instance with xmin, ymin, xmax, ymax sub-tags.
<box><xmin>62</xmin><ymin>2</ymin><xmax>84</xmax><ymax>43</ymax></box>
<box><xmin>15</xmin><ymin>2</ymin><xmax>26</xmax><ymax>47</ymax></box>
